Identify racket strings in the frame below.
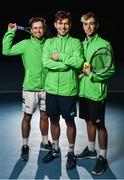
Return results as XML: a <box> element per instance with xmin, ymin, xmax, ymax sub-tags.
<box><xmin>78</xmin><ymin>48</ymin><xmax>113</xmax><ymax>79</ymax></box>
<box><xmin>17</xmin><ymin>26</ymin><xmax>31</xmax><ymax>34</ymax></box>
<box><xmin>91</xmin><ymin>49</ymin><xmax>112</xmax><ymax>74</ymax></box>
<box><xmin>23</xmin><ymin>27</ymin><xmax>31</xmax><ymax>34</ymax></box>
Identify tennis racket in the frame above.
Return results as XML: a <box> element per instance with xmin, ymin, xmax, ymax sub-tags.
<box><xmin>17</xmin><ymin>25</ymin><xmax>31</xmax><ymax>34</ymax></box>
<box><xmin>78</xmin><ymin>47</ymin><xmax>113</xmax><ymax>79</ymax></box>
<box><xmin>8</xmin><ymin>23</ymin><xmax>31</xmax><ymax>34</ymax></box>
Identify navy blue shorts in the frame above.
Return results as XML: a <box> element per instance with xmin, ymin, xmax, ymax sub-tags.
<box><xmin>46</xmin><ymin>93</ymin><xmax>77</xmax><ymax>120</ymax></box>
<box><xmin>79</xmin><ymin>97</ymin><xmax>105</xmax><ymax>127</ymax></box>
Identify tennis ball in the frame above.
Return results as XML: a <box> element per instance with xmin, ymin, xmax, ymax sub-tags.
<box><xmin>84</xmin><ymin>62</ymin><xmax>89</xmax><ymax>68</ymax></box>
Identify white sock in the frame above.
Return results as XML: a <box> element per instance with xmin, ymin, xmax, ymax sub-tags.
<box><xmin>99</xmin><ymin>148</ymin><xmax>107</xmax><ymax>159</ymax></box>
<box><xmin>42</xmin><ymin>135</ymin><xmax>48</xmax><ymax>145</ymax></box>
<box><xmin>68</xmin><ymin>143</ymin><xmax>74</xmax><ymax>153</ymax></box>
<box><xmin>23</xmin><ymin>138</ymin><xmax>28</xmax><ymax>145</ymax></box>
<box><xmin>53</xmin><ymin>140</ymin><xmax>59</xmax><ymax>150</ymax></box>
<box><xmin>88</xmin><ymin>141</ymin><xmax>95</xmax><ymax>152</ymax></box>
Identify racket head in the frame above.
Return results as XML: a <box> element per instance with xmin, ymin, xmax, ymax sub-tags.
<box><xmin>17</xmin><ymin>25</ymin><xmax>31</xmax><ymax>34</ymax></box>
<box><xmin>90</xmin><ymin>47</ymin><xmax>113</xmax><ymax>75</ymax></box>
<box><xmin>24</xmin><ymin>27</ymin><xmax>31</xmax><ymax>34</ymax></box>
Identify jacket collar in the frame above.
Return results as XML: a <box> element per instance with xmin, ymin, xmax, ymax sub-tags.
<box><xmin>57</xmin><ymin>34</ymin><xmax>70</xmax><ymax>39</ymax></box>
<box><xmin>31</xmin><ymin>36</ymin><xmax>45</xmax><ymax>44</ymax></box>
<box><xmin>84</xmin><ymin>33</ymin><xmax>99</xmax><ymax>43</ymax></box>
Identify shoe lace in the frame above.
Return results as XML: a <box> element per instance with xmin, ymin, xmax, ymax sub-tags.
<box><xmin>21</xmin><ymin>145</ymin><xmax>30</xmax><ymax>154</ymax></box>
<box><xmin>96</xmin><ymin>156</ymin><xmax>105</xmax><ymax>167</ymax></box>
<box><xmin>66</xmin><ymin>152</ymin><xmax>76</xmax><ymax>162</ymax></box>
<box><xmin>48</xmin><ymin>140</ymin><xmax>52</xmax><ymax>146</ymax></box>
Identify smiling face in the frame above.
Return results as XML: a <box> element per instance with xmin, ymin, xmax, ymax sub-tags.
<box><xmin>54</xmin><ymin>18</ymin><xmax>71</xmax><ymax>37</ymax></box>
<box><xmin>82</xmin><ymin>17</ymin><xmax>98</xmax><ymax>38</ymax></box>
<box><xmin>30</xmin><ymin>21</ymin><xmax>45</xmax><ymax>39</ymax></box>
<box><xmin>81</xmin><ymin>12</ymin><xmax>99</xmax><ymax>39</ymax></box>
<box><xmin>54</xmin><ymin>11</ymin><xmax>72</xmax><ymax>37</ymax></box>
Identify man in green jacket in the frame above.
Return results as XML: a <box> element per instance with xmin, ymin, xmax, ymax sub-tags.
<box><xmin>76</xmin><ymin>12</ymin><xmax>115</xmax><ymax>175</ymax></box>
<box><xmin>42</xmin><ymin>11</ymin><xmax>83</xmax><ymax>170</ymax></box>
<box><xmin>2</xmin><ymin>17</ymin><xmax>52</xmax><ymax>161</ymax></box>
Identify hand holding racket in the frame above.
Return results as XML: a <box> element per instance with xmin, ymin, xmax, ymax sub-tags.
<box><xmin>8</xmin><ymin>23</ymin><xmax>31</xmax><ymax>34</ymax></box>
<box><xmin>8</xmin><ymin>23</ymin><xmax>17</xmax><ymax>31</ymax></box>
<box><xmin>78</xmin><ymin>47</ymin><xmax>113</xmax><ymax>79</ymax></box>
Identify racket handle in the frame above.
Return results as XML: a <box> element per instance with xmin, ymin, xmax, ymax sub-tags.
<box><xmin>17</xmin><ymin>25</ymin><xmax>25</xmax><ymax>30</ymax></box>
<box><xmin>8</xmin><ymin>23</ymin><xmax>15</xmax><ymax>28</ymax></box>
<box><xmin>78</xmin><ymin>73</ymin><xmax>84</xmax><ymax>79</ymax></box>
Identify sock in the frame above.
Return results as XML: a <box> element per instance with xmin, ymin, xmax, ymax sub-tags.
<box><xmin>99</xmin><ymin>148</ymin><xmax>107</xmax><ymax>159</ymax></box>
<box><xmin>53</xmin><ymin>140</ymin><xmax>59</xmax><ymax>150</ymax></box>
<box><xmin>42</xmin><ymin>135</ymin><xmax>48</xmax><ymax>145</ymax></box>
<box><xmin>88</xmin><ymin>141</ymin><xmax>95</xmax><ymax>152</ymax></box>
<box><xmin>23</xmin><ymin>138</ymin><xmax>28</xmax><ymax>145</ymax></box>
<box><xmin>68</xmin><ymin>143</ymin><xmax>74</xmax><ymax>153</ymax></box>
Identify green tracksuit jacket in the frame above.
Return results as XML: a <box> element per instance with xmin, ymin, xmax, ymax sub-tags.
<box><xmin>2</xmin><ymin>28</ymin><xmax>47</xmax><ymax>91</ymax></box>
<box><xmin>79</xmin><ymin>34</ymin><xmax>115</xmax><ymax>101</ymax></box>
<box><xmin>42</xmin><ymin>34</ymin><xmax>84</xmax><ymax>96</ymax></box>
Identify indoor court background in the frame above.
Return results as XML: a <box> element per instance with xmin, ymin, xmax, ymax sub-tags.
<box><xmin>0</xmin><ymin>0</ymin><xmax>124</xmax><ymax>179</ymax></box>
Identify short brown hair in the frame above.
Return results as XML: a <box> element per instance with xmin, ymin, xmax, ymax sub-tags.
<box><xmin>54</xmin><ymin>10</ymin><xmax>72</xmax><ymax>24</ymax></box>
<box><xmin>29</xmin><ymin>17</ymin><xmax>46</xmax><ymax>28</ymax></box>
<box><xmin>81</xmin><ymin>12</ymin><xmax>99</xmax><ymax>24</ymax></box>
